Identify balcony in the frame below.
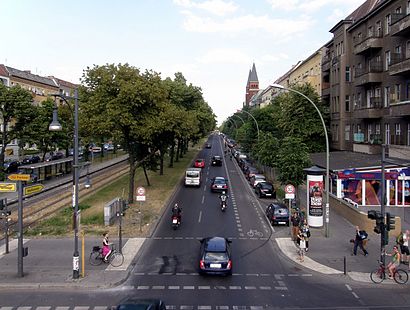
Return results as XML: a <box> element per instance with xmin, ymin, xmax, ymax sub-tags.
<box><xmin>391</xmin><ymin>12</ymin><xmax>410</xmax><ymax>36</ymax></box>
<box><xmin>322</xmin><ymin>55</ymin><xmax>331</xmax><ymax>72</ymax></box>
<box><xmin>353</xmin><ymin>33</ymin><xmax>383</xmax><ymax>55</ymax></box>
<box><xmin>354</xmin><ymin>97</ymin><xmax>384</xmax><ymax>119</ymax></box>
<box><xmin>354</xmin><ymin>62</ymin><xmax>383</xmax><ymax>86</ymax></box>
<box><xmin>353</xmin><ymin>133</ymin><xmax>382</xmax><ymax>154</ymax></box>
<box><xmin>389</xmin><ymin>53</ymin><xmax>410</xmax><ymax>76</ymax></box>
<box><xmin>321</xmin><ymin>83</ymin><xmax>330</xmax><ymax>98</ymax></box>
<box><xmin>389</xmin><ymin>101</ymin><xmax>410</xmax><ymax>117</ymax></box>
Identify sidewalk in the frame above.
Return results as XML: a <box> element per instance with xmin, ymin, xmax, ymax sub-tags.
<box><xmin>0</xmin><ymin>237</ymin><xmax>145</xmax><ymax>289</ymax></box>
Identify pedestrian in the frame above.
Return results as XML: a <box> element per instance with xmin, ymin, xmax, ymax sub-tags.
<box><xmin>399</xmin><ymin>230</ymin><xmax>410</xmax><ymax>266</ymax></box>
<box><xmin>297</xmin><ymin>230</ymin><xmax>306</xmax><ymax>262</ymax></box>
<box><xmin>353</xmin><ymin>226</ymin><xmax>368</xmax><ymax>256</ymax></box>
<box><xmin>291</xmin><ymin>212</ymin><xmax>300</xmax><ymax>242</ymax></box>
<box><xmin>300</xmin><ymin>219</ymin><xmax>311</xmax><ymax>252</ymax></box>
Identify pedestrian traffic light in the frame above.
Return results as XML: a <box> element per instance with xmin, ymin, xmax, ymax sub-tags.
<box><xmin>368</xmin><ymin>210</ymin><xmax>383</xmax><ymax>234</ymax></box>
<box><xmin>386</xmin><ymin>212</ymin><xmax>396</xmax><ymax>231</ymax></box>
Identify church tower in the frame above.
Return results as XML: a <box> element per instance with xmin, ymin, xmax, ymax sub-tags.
<box><xmin>245</xmin><ymin>63</ymin><xmax>259</xmax><ymax>107</ymax></box>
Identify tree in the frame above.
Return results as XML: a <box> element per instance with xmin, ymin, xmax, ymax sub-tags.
<box><xmin>277</xmin><ymin>136</ymin><xmax>311</xmax><ymax>186</ymax></box>
<box><xmin>0</xmin><ymin>84</ymin><xmax>36</xmax><ymax>179</ymax></box>
<box><xmin>256</xmin><ymin>132</ymin><xmax>280</xmax><ymax>167</ymax></box>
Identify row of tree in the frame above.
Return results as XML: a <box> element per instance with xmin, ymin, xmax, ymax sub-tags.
<box><xmin>0</xmin><ymin>64</ymin><xmax>216</xmax><ymax>202</ymax></box>
<box><xmin>222</xmin><ymin>83</ymin><xmax>329</xmax><ymax>187</ymax></box>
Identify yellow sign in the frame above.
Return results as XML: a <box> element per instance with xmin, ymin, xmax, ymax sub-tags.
<box><xmin>8</xmin><ymin>174</ymin><xmax>30</xmax><ymax>181</ymax></box>
<box><xmin>24</xmin><ymin>184</ymin><xmax>45</xmax><ymax>196</ymax></box>
<box><xmin>0</xmin><ymin>182</ymin><xmax>17</xmax><ymax>192</ymax></box>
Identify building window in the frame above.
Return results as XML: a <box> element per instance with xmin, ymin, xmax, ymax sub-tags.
<box><xmin>385</xmin><ymin>14</ymin><xmax>391</xmax><ymax>35</ymax></box>
<box><xmin>407</xmin><ymin>0</ymin><xmax>410</xmax><ymax>15</ymax></box>
<box><xmin>385</xmin><ymin>51</ymin><xmax>391</xmax><ymax>70</ymax></box>
<box><xmin>396</xmin><ymin>123</ymin><xmax>401</xmax><ymax>136</ymax></box>
<box><xmin>367</xmin><ymin>124</ymin><xmax>373</xmax><ymax>141</ymax></box>
<box><xmin>346</xmin><ymin>66</ymin><xmax>350</xmax><ymax>82</ymax></box>
<box><xmin>376</xmin><ymin>21</ymin><xmax>382</xmax><ymax>36</ymax></box>
<box><xmin>335</xmin><ymin>124</ymin><xmax>339</xmax><ymax>142</ymax></box>
<box><xmin>384</xmin><ymin>86</ymin><xmax>390</xmax><ymax>107</ymax></box>
<box><xmin>396</xmin><ymin>6</ymin><xmax>402</xmax><ymax>14</ymax></box>
<box><xmin>376</xmin><ymin>123</ymin><xmax>381</xmax><ymax>135</ymax></box>
<box><xmin>385</xmin><ymin>123</ymin><xmax>390</xmax><ymax>145</ymax></box>
<box><xmin>345</xmin><ymin>95</ymin><xmax>350</xmax><ymax>112</ymax></box>
<box><xmin>395</xmin><ymin>84</ymin><xmax>401</xmax><ymax>102</ymax></box>
<box><xmin>345</xmin><ymin>125</ymin><xmax>351</xmax><ymax>141</ymax></box>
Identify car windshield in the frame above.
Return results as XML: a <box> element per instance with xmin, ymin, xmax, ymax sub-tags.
<box><xmin>261</xmin><ymin>183</ymin><xmax>273</xmax><ymax>190</ymax></box>
<box><xmin>255</xmin><ymin>175</ymin><xmax>265</xmax><ymax>180</ymax></box>
<box><xmin>196</xmin><ymin>159</ymin><xmax>203</xmax><ymax>163</ymax></box>
<box><xmin>187</xmin><ymin>172</ymin><xmax>199</xmax><ymax>177</ymax></box>
<box><xmin>213</xmin><ymin>156</ymin><xmax>221</xmax><ymax>160</ymax></box>
<box><xmin>204</xmin><ymin>252</ymin><xmax>228</xmax><ymax>261</ymax></box>
<box><xmin>274</xmin><ymin>208</ymin><xmax>288</xmax><ymax>216</ymax></box>
<box><xmin>214</xmin><ymin>178</ymin><xmax>226</xmax><ymax>184</ymax></box>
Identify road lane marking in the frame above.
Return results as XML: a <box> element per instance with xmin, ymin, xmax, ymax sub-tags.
<box><xmin>201</xmin><ymin>195</ymin><xmax>205</xmax><ymax>204</ymax></box>
<box><xmin>198</xmin><ymin>211</ymin><xmax>202</xmax><ymax>223</ymax></box>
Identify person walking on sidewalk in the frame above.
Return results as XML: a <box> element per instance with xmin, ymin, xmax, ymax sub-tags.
<box><xmin>291</xmin><ymin>212</ymin><xmax>300</xmax><ymax>242</ymax></box>
<box><xmin>398</xmin><ymin>230</ymin><xmax>410</xmax><ymax>266</ymax></box>
<box><xmin>297</xmin><ymin>230</ymin><xmax>306</xmax><ymax>262</ymax></box>
<box><xmin>300</xmin><ymin>220</ymin><xmax>311</xmax><ymax>252</ymax></box>
<box><xmin>353</xmin><ymin>226</ymin><xmax>368</xmax><ymax>256</ymax></box>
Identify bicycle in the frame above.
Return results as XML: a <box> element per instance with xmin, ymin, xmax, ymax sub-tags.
<box><xmin>89</xmin><ymin>244</ymin><xmax>124</xmax><ymax>267</ymax></box>
<box><xmin>370</xmin><ymin>260</ymin><xmax>408</xmax><ymax>284</ymax></box>
<box><xmin>247</xmin><ymin>229</ymin><xmax>263</xmax><ymax>238</ymax></box>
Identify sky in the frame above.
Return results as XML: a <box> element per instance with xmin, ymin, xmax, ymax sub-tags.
<box><xmin>1</xmin><ymin>0</ymin><xmax>366</xmax><ymax>125</ymax></box>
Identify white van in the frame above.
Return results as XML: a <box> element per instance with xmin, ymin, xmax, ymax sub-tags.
<box><xmin>185</xmin><ymin>168</ymin><xmax>202</xmax><ymax>187</ymax></box>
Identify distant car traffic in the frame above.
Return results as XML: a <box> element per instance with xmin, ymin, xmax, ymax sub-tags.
<box><xmin>45</xmin><ymin>151</ymin><xmax>65</xmax><ymax>162</ymax></box>
<box><xmin>21</xmin><ymin>155</ymin><xmax>41</xmax><ymax>165</ymax></box>
<box><xmin>115</xmin><ymin>298</ymin><xmax>166</xmax><ymax>310</ymax></box>
<box><xmin>194</xmin><ymin>159</ymin><xmax>205</xmax><ymax>168</ymax></box>
<box><xmin>266</xmin><ymin>203</ymin><xmax>289</xmax><ymax>226</ymax></box>
<box><xmin>250</xmin><ymin>174</ymin><xmax>266</xmax><ymax>188</ymax></box>
<box><xmin>3</xmin><ymin>160</ymin><xmax>21</xmax><ymax>173</ymax></box>
<box><xmin>211</xmin><ymin>155</ymin><xmax>222</xmax><ymax>166</ymax></box>
<box><xmin>199</xmin><ymin>237</ymin><xmax>232</xmax><ymax>275</ymax></box>
<box><xmin>255</xmin><ymin>181</ymin><xmax>276</xmax><ymax>198</ymax></box>
<box><xmin>210</xmin><ymin>176</ymin><xmax>228</xmax><ymax>192</ymax></box>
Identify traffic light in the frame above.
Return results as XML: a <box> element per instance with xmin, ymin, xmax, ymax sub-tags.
<box><xmin>386</xmin><ymin>212</ymin><xmax>396</xmax><ymax>231</ymax></box>
<box><xmin>368</xmin><ymin>210</ymin><xmax>383</xmax><ymax>234</ymax></box>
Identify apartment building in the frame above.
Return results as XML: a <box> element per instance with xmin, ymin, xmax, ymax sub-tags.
<box><xmin>323</xmin><ymin>0</ymin><xmax>410</xmax><ymax>160</ymax></box>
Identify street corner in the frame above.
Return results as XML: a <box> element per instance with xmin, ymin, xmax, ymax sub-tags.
<box><xmin>276</xmin><ymin>237</ymin><xmax>343</xmax><ymax>275</ymax></box>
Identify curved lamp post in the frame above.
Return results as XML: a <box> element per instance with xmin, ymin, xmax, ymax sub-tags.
<box><xmin>49</xmin><ymin>89</ymin><xmax>81</xmax><ymax>278</ymax></box>
<box><xmin>232</xmin><ymin>114</ymin><xmax>245</xmax><ymax>125</ymax></box>
<box><xmin>270</xmin><ymin>83</ymin><xmax>330</xmax><ymax>238</ymax></box>
<box><xmin>237</xmin><ymin>109</ymin><xmax>260</xmax><ymax>142</ymax></box>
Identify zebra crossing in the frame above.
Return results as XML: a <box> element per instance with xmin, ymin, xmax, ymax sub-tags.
<box><xmin>0</xmin><ymin>306</ymin><xmax>270</xmax><ymax>310</ymax></box>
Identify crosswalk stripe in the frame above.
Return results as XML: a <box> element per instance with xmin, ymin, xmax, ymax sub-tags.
<box><xmin>73</xmin><ymin>307</ymin><xmax>89</xmax><ymax>310</ymax></box>
<box><xmin>17</xmin><ymin>307</ymin><xmax>31</xmax><ymax>310</ymax></box>
<box><xmin>55</xmin><ymin>307</ymin><xmax>70</xmax><ymax>310</ymax></box>
<box><xmin>183</xmin><ymin>286</ymin><xmax>195</xmax><ymax>289</ymax></box>
<box><xmin>36</xmin><ymin>307</ymin><xmax>51</xmax><ymax>310</ymax></box>
<box><xmin>0</xmin><ymin>307</ymin><xmax>13</xmax><ymax>310</ymax></box>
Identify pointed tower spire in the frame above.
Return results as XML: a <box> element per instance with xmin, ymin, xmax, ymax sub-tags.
<box><xmin>249</xmin><ymin>63</ymin><xmax>258</xmax><ymax>82</ymax></box>
<box><xmin>246</xmin><ymin>69</ymin><xmax>251</xmax><ymax>85</ymax></box>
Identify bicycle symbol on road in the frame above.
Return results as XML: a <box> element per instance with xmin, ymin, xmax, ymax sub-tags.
<box><xmin>247</xmin><ymin>229</ymin><xmax>263</xmax><ymax>238</ymax></box>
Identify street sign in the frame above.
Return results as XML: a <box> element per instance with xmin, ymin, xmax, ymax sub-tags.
<box><xmin>136</xmin><ymin>186</ymin><xmax>146</xmax><ymax>202</ymax></box>
<box><xmin>8</xmin><ymin>174</ymin><xmax>30</xmax><ymax>181</ymax></box>
<box><xmin>285</xmin><ymin>184</ymin><xmax>295</xmax><ymax>199</ymax></box>
<box><xmin>0</xmin><ymin>182</ymin><xmax>17</xmax><ymax>192</ymax></box>
<box><xmin>23</xmin><ymin>184</ymin><xmax>45</xmax><ymax>196</ymax></box>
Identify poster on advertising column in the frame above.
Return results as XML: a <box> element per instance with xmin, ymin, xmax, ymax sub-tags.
<box><xmin>307</xmin><ymin>174</ymin><xmax>324</xmax><ymax>227</ymax></box>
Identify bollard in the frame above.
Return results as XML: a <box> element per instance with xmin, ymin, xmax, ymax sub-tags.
<box><xmin>343</xmin><ymin>256</ymin><xmax>346</xmax><ymax>275</ymax></box>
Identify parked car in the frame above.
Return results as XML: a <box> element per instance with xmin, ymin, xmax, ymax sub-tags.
<box><xmin>210</xmin><ymin>176</ymin><xmax>228</xmax><ymax>192</ymax></box>
<box><xmin>21</xmin><ymin>155</ymin><xmax>41</xmax><ymax>165</ymax></box>
<box><xmin>103</xmin><ymin>143</ymin><xmax>114</xmax><ymax>151</ymax></box>
<box><xmin>245</xmin><ymin>167</ymin><xmax>259</xmax><ymax>181</ymax></box>
<box><xmin>266</xmin><ymin>202</ymin><xmax>289</xmax><ymax>226</ymax></box>
<box><xmin>45</xmin><ymin>151</ymin><xmax>64</xmax><ymax>162</ymax></box>
<box><xmin>194</xmin><ymin>158</ymin><xmax>205</xmax><ymax>168</ymax></box>
<box><xmin>198</xmin><ymin>236</ymin><xmax>232</xmax><ymax>275</ymax></box>
<box><xmin>3</xmin><ymin>160</ymin><xmax>21</xmax><ymax>173</ymax></box>
<box><xmin>211</xmin><ymin>155</ymin><xmax>222</xmax><ymax>166</ymax></box>
<box><xmin>250</xmin><ymin>174</ymin><xmax>266</xmax><ymax>188</ymax></box>
<box><xmin>115</xmin><ymin>298</ymin><xmax>166</xmax><ymax>310</ymax></box>
<box><xmin>255</xmin><ymin>181</ymin><xmax>276</xmax><ymax>198</ymax></box>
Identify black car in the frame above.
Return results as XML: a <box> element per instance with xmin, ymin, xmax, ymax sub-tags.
<box><xmin>21</xmin><ymin>155</ymin><xmax>41</xmax><ymax>165</ymax></box>
<box><xmin>205</xmin><ymin>143</ymin><xmax>212</xmax><ymax>149</ymax></box>
<box><xmin>3</xmin><ymin>160</ymin><xmax>21</xmax><ymax>173</ymax></box>
<box><xmin>45</xmin><ymin>151</ymin><xmax>65</xmax><ymax>162</ymax></box>
<box><xmin>199</xmin><ymin>237</ymin><xmax>232</xmax><ymax>275</ymax></box>
<box><xmin>211</xmin><ymin>155</ymin><xmax>222</xmax><ymax>166</ymax></box>
<box><xmin>210</xmin><ymin>176</ymin><xmax>228</xmax><ymax>192</ymax></box>
<box><xmin>115</xmin><ymin>298</ymin><xmax>166</xmax><ymax>310</ymax></box>
<box><xmin>255</xmin><ymin>181</ymin><xmax>276</xmax><ymax>198</ymax></box>
<box><xmin>266</xmin><ymin>203</ymin><xmax>289</xmax><ymax>226</ymax></box>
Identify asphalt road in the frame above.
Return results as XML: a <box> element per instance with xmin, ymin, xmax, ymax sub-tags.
<box><xmin>2</xmin><ymin>134</ymin><xmax>410</xmax><ymax>309</ymax></box>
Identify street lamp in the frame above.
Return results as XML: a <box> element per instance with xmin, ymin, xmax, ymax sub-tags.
<box><xmin>232</xmin><ymin>114</ymin><xmax>245</xmax><ymax>125</ymax></box>
<box><xmin>237</xmin><ymin>109</ymin><xmax>260</xmax><ymax>142</ymax></box>
<box><xmin>270</xmin><ymin>83</ymin><xmax>330</xmax><ymax>237</ymax></box>
<box><xmin>49</xmin><ymin>88</ymin><xmax>81</xmax><ymax>279</ymax></box>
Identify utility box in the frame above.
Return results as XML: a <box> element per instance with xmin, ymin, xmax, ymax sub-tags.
<box><xmin>104</xmin><ymin>197</ymin><xmax>121</xmax><ymax>226</ymax></box>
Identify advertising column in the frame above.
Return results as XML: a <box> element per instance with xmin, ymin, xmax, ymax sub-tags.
<box><xmin>304</xmin><ymin>166</ymin><xmax>325</xmax><ymax>228</ymax></box>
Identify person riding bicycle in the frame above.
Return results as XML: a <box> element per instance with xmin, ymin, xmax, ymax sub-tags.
<box><xmin>171</xmin><ymin>203</ymin><xmax>182</xmax><ymax>224</ymax></box>
<box><xmin>387</xmin><ymin>245</ymin><xmax>401</xmax><ymax>278</ymax></box>
<box><xmin>102</xmin><ymin>232</ymin><xmax>112</xmax><ymax>262</ymax></box>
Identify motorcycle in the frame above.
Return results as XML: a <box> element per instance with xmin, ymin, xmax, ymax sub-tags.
<box><xmin>221</xmin><ymin>201</ymin><xmax>227</xmax><ymax>212</ymax></box>
<box><xmin>172</xmin><ymin>215</ymin><xmax>180</xmax><ymax>230</ymax></box>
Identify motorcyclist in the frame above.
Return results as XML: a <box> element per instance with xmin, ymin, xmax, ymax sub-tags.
<box><xmin>171</xmin><ymin>203</ymin><xmax>182</xmax><ymax>224</ymax></box>
<box><xmin>219</xmin><ymin>191</ymin><xmax>228</xmax><ymax>208</ymax></box>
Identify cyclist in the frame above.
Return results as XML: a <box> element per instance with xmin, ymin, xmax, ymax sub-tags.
<box><xmin>387</xmin><ymin>245</ymin><xmax>401</xmax><ymax>278</ymax></box>
<box><xmin>102</xmin><ymin>232</ymin><xmax>112</xmax><ymax>262</ymax></box>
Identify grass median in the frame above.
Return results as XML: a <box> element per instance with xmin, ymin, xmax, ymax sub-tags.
<box><xmin>26</xmin><ymin>142</ymin><xmax>204</xmax><ymax>238</ymax></box>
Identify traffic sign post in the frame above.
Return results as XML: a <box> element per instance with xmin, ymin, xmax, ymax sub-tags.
<box><xmin>23</xmin><ymin>184</ymin><xmax>45</xmax><ymax>196</ymax></box>
<box><xmin>8</xmin><ymin>174</ymin><xmax>30</xmax><ymax>182</ymax></box>
<box><xmin>285</xmin><ymin>184</ymin><xmax>296</xmax><ymax>238</ymax></box>
<box><xmin>136</xmin><ymin>186</ymin><xmax>146</xmax><ymax>202</ymax></box>
<box><xmin>0</xmin><ymin>182</ymin><xmax>17</xmax><ymax>192</ymax></box>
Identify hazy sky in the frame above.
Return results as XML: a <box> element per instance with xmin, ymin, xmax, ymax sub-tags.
<box><xmin>1</xmin><ymin>0</ymin><xmax>365</xmax><ymax>124</ymax></box>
